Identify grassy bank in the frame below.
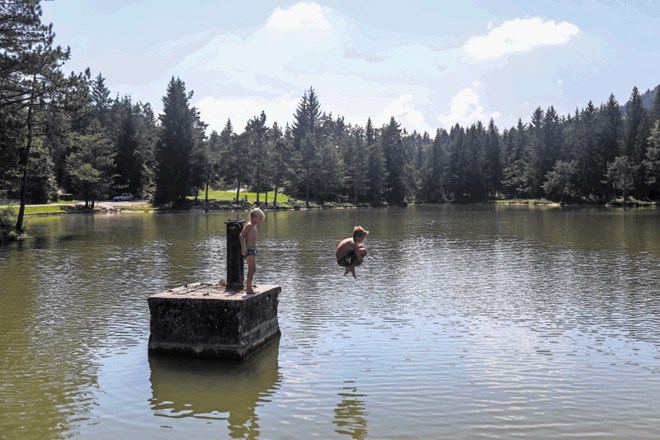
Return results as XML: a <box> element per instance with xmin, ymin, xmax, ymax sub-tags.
<box><xmin>195</xmin><ymin>189</ymin><xmax>291</xmax><ymax>204</ymax></box>
<box><xmin>193</xmin><ymin>189</ymin><xmax>357</xmax><ymax>209</ymax></box>
<box><xmin>0</xmin><ymin>202</ymin><xmax>156</xmax><ymax>216</ymax></box>
<box><xmin>0</xmin><ymin>203</ymin><xmax>75</xmax><ymax>216</ymax></box>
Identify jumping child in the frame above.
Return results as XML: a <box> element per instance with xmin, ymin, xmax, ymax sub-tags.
<box><xmin>336</xmin><ymin>226</ymin><xmax>369</xmax><ymax>279</ymax></box>
<box><xmin>239</xmin><ymin>208</ymin><xmax>265</xmax><ymax>294</ymax></box>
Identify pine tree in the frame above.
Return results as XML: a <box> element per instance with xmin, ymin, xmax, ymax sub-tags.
<box><xmin>244</xmin><ymin>111</ymin><xmax>269</xmax><ymax>204</ymax></box>
<box><xmin>622</xmin><ymin>87</ymin><xmax>648</xmax><ymax>162</ymax></box>
<box><xmin>218</xmin><ymin>119</ymin><xmax>247</xmax><ymax>202</ymax></box>
<box><xmin>622</xmin><ymin>86</ymin><xmax>651</xmax><ymax>197</ymax></box>
<box><xmin>643</xmin><ymin>121</ymin><xmax>660</xmax><ymax>199</ymax></box>
<box><xmin>268</xmin><ymin>122</ymin><xmax>291</xmax><ymax>206</ymax></box>
<box><xmin>526</xmin><ymin>107</ymin><xmax>546</xmax><ymax>196</ymax></box>
<box><xmin>316</xmin><ymin>140</ymin><xmax>344</xmax><ymax>203</ymax></box>
<box><xmin>571</xmin><ymin>102</ymin><xmax>601</xmax><ymax>198</ymax></box>
<box><xmin>365</xmin><ymin>118</ymin><xmax>386</xmax><ymax>205</ymax></box>
<box><xmin>484</xmin><ymin>119</ymin><xmax>502</xmax><ymax>198</ymax></box>
<box><xmin>291</xmin><ymin>88</ymin><xmax>322</xmax><ymax>204</ymax></box>
<box><xmin>91</xmin><ymin>73</ymin><xmax>112</xmax><ymax>129</ymax></box>
<box><xmin>464</xmin><ymin>122</ymin><xmax>487</xmax><ymax>200</ymax></box>
<box><xmin>421</xmin><ymin>128</ymin><xmax>447</xmax><ymax>202</ymax></box>
<box><xmin>445</xmin><ymin>124</ymin><xmax>467</xmax><ymax>201</ymax></box>
<box><xmin>66</xmin><ymin>125</ymin><xmax>115</xmax><ymax>207</ymax></box>
<box><xmin>652</xmin><ymin>85</ymin><xmax>660</xmax><ymax>123</ymax></box>
<box><xmin>598</xmin><ymin>94</ymin><xmax>622</xmax><ymax>168</ymax></box>
<box><xmin>343</xmin><ymin>127</ymin><xmax>369</xmax><ymax>204</ymax></box>
<box><xmin>381</xmin><ymin>117</ymin><xmax>406</xmax><ymax>205</ymax></box>
<box><xmin>154</xmin><ymin>77</ymin><xmax>198</xmax><ymax>205</ymax></box>
<box><xmin>1</xmin><ymin>0</ymin><xmax>70</xmax><ymax>232</ymax></box>
<box><xmin>113</xmin><ymin>96</ymin><xmax>143</xmax><ymax>195</ymax></box>
<box><xmin>201</xmin><ymin>130</ymin><xmax>222</xmax><ymax>209</ymax></box>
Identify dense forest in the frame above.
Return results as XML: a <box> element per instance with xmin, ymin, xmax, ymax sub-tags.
<box><xmin>2</xmin><ymin>1</ymin><xmax>660</xmax><ymax>237</ymax></box>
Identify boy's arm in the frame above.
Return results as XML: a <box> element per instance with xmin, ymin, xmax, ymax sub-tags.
<box><xmin>353</xmin><ymin>241</ymin><xmax>364</xmax><ymax>264</ymax></box>
<box><xmin>239</xmin><ymin>224</ymin><xmax>251</xmax><ymax>255</ymax></box>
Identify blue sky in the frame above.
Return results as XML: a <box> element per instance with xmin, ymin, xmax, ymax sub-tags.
<box><xmin>42</xmin><ymin>0</ymin><xmax>659</xmax><ymax>134</ymax></box>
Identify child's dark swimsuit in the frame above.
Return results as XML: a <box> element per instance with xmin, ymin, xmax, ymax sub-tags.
<box><xmin>245</xmin><ymin>244</ymin><xmax>257</xmax><ymax>257</ymax></box>
<box><xmin>337</xmin><ymin>251</ymin><xmax>356</xmax><ymax>267</ymax></box>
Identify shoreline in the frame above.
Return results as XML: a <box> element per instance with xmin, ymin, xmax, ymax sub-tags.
<box><xmin>7</xmin><ymin>198</ymin><xmax>658</xmax><ymax>218</ymax></box>
<box><xmin>2</xmin><ymin>198</ymin><xmax>657</xmax><ymax>244</ymax></box>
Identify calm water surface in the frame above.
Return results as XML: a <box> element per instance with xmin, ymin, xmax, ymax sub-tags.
<box><xmin>1</xmin><ymin>205</ymin><xmax>659</xmax><ymax>439</ymax></box>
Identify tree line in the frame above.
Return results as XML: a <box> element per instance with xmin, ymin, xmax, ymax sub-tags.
<box><xmin>2</xmin><ymin>1</ymin><xmax>660</xmax><ymax>237</ymax></box>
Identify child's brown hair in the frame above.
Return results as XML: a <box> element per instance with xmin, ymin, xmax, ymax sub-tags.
<box><xmin>353</xmin><ymin>226</ymin><xmax>369</xmax><ymax>240</ymax></box>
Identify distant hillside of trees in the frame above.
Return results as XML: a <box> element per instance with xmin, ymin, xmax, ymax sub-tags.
<box><xmin>624</xmin><ymin>84</ymin><xmax>658</xmax><ymax>114</ymax></box>
<box><xmin>2</xmin><ymin>1</ymin><xmax>660</xmax><ymax>236</ymax></box>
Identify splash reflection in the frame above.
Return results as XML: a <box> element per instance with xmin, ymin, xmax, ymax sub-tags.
<box><xmin>333</xmin><ymin>380</ymin><xmax>368</xmax><ymax>439</ymax></box>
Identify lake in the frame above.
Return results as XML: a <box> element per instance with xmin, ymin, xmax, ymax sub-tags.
<box><xmin>1</xmin><ymin>205</ymin><xmax>659</xmax><ymax>439</ymax></box>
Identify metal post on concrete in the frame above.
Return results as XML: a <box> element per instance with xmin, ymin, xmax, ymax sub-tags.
<box><xmin>148</xmin><ymin>218</ymin><xmax>281</xmax><ymax>360</ymax></box>
<box><xmin>225</xmin><ymin>219</ymin><xmax>245</xmax><ymax>291</ymax></box>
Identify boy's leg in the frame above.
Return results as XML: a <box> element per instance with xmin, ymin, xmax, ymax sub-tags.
<box><xmin>344</xmin><ymin>261</ymin><xmax>357</xmax><ymax>278</ymax></box>
<box><xmin>245</xmin><ymin>256</ymin><xmax>256</xmax><ymax>292</ymax></box>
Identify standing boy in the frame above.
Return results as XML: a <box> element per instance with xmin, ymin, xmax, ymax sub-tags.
<box><xmin>239</xmin><ymin>208</ymin><xmax>265</xmax><ymax>294</ymax></box>
<box><xmin>336</xmin><ymin>226</ymin><xmax>369</xmax><ymax>279</ymax></box>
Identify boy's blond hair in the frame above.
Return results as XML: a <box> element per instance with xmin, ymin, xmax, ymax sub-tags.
<box><xmin>353</xmin><ymin>226</ymin><xmax>369</xmax><ymax>240</ymax></box>
<box><xmin>250</xmin><ymin>208</ymin><xmax>265</xmax><ymax>220</ymax></box>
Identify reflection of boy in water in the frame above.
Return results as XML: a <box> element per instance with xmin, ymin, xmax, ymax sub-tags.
<box><xmin>336</xmin><ymin>226</ymin><xmax>368</xmax><ymax>279</ymax></box>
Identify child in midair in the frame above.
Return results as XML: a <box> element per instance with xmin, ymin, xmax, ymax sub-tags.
<box><xmin>336</xmin><ymin>226</ymin><xmax>368</xmax><ymax>279</ymax></box>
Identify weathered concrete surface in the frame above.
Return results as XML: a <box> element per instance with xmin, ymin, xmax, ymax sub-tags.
<box><xmin>148</xmin><ymin>283</ymin><xmax>281</xmax><ymax>360</ymax></box>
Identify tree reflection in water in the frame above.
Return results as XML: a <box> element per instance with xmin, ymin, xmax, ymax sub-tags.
<box><xmin>148</xmin><ymin>336</ymin><xmax>281</xmax><ymax>439</ymax></box>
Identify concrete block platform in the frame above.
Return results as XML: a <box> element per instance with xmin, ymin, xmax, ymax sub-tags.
<box><xmin>148</xmin><ymin>283</ymin><xmax>281</xmax><ymax>360</ymax></box>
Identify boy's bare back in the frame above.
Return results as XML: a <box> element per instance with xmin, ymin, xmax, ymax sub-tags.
<box><xmin>335</xmin><ymin>238</ymin><xmax>356</xmax><ymax>260</ymax></box>
<box><xmin>241</xmin><ymin>222</ymin><xmax>258</xmax><ymax>247</ymax></box>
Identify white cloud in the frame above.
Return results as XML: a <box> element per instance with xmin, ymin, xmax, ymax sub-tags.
<box><xmin>438</xmin><ymin>86</ymin><xmax>500</xmax><ymax>128</ymax></box>
<box><xmin>178</xmin><ymin>2</ymin><xmax>452</xmax><ymax>133</ymax></box>
<box><xmin>195</xmin><ymin>95</ymin><xmax>299</xmax><ymax>133</ymax></box>
<box><xmin>463</xmin><ymin>17</ymin><xmax>579</xmax><ymax>61</ymax></box>
<box><xmin>377</xmin><ymin>94</ymin><xmax>434</xmax><ymax>133</ymax></box>
<box><xmin>266</xmin><ymin>2</ymin><xmax>331</xmax><ymax>31</ymax></box>
<box><xmin>166</xmin><ymin>1</ymin><xmax>547</xmax><ymax>134</ymax></box>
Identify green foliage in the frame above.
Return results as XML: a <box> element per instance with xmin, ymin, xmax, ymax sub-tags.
<box><xmin>268</xmin><ymin>122</ymin><xmax>292</xmax><ymax>205</ymax></box>
<box><xmin>502</xmin><ymin>159</ymin><xmax>532</xmax><ymax>198</ymax></box>
<box><xmin>643</xmin><ymin>121</ymin><xmax>660</xmax><ymax>199</ymax></box>
<box><xmin>194</xmin><ymin>189</ymin><xmax>290</xmax><ymax>204</ymax></box>
<box><xmin>484</xmin><ymin>119</ymin><xmax>502</xmax><ymax>198</ymax></box>
<box><xmin>112</xmin><ymin>96</ymin><xmax>153</xmax><ymax>196</ymax></box>
<box><xmin>2</xmin><ymin>4</ymin><xmax>659</xmax><ymax>210</ymax></box>
<box><xmin>1</xmin><ymin>209</ymin><xmax>15</xmax><ymax>229</ymax></box>
<box><xmin>218</xmin><ymin>119</ymin><xmax>246</xmax><ymax>201</ymax></box>
<box><xmin>381</xmin><ymin>117</ymin><xmax>406</xmax><ymax>205</ymax></box>
<box><xmin>342</xmin><ymin>127</ymin><xmax>370</xmax><ymax>203</ymax></box>
<box><xmin>606</xmin><ymin>156</ymin><xmax>638</xmax><ymax>202</ymax></box>
<box><xmin>66</xmin><ymin>129</ymin><xmax>115</xmax><ymax>206</ymax></box>
<box><xmin>543</xmin><ymin>160</ymin><xmax>578</xmax><ymax>202</ymax></box>
<box><xmin>363</xmin><ymin>118</ymin><xmax>386</xmax><ymax>205</ymax></box>
<box><xmin>0</xmin><ymin>0</ymin><xmax>71</xmax><ymax>232</ymax></box>
<box><xmin>153</xmin><ymin>77</ymin><xmax>201</xmax><ymax>205</ymax></box>
<box><xmin>26</xmin><ymin>138</ymin><xmax>57</xmax><ymax>203</ymax></box>
<box><xmin>244</xmin><ymin>111</ymin><xmax>269</xmax><ymax>202</ymax></box>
